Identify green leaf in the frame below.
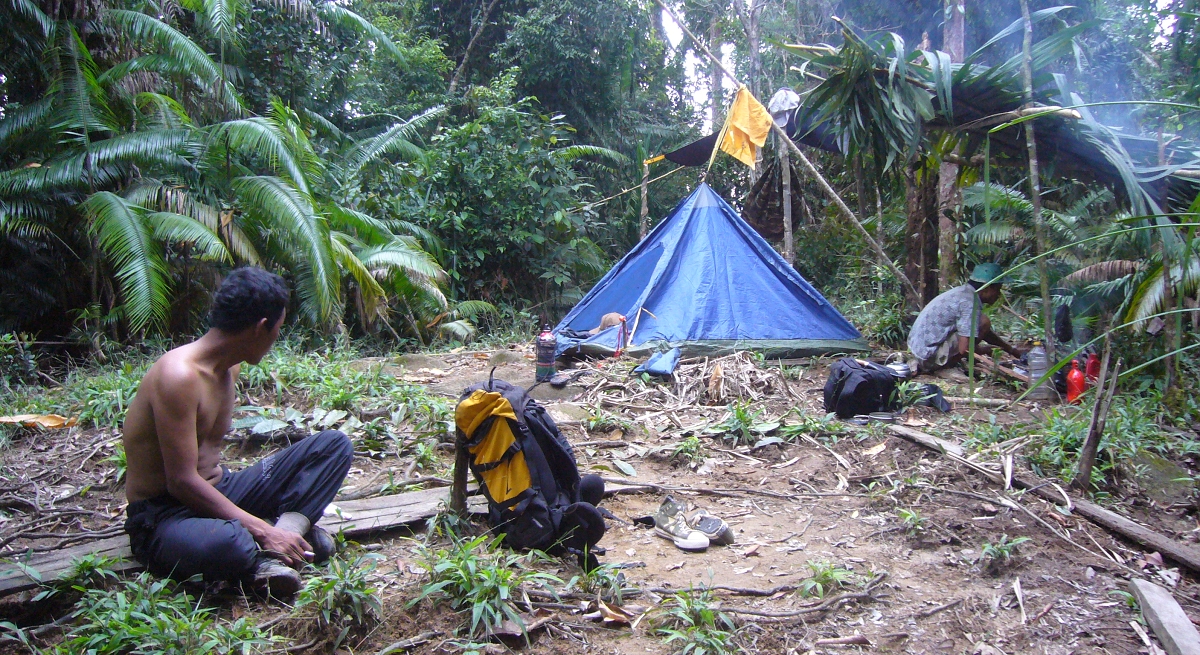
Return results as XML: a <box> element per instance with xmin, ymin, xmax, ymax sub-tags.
<box><xmin>251</xmin><ymin>418</ymin><xmax>288</xmax><ymax>434</ymax></box>
<box><xmin>612</xmin><ymin>459</ymin><xmax>636</xmax><ymax>477</ymax></box>
<box><xmin>80</xmin><ymin>192</ymin><xmax>171</xmax><ymax>331</ymax></box>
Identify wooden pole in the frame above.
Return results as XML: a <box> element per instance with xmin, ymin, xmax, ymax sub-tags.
<box><xmin>780</xmin><ymin>131</ymin><xmax>794</xmax><ymax>264</ymax></box>
<box><xmin>640</xmin><ymin>161</ymin><xmax>650</xmax><ymax>238</ymax></box>
<box><xmin>449</xmin><ymin>436</ymin><xmax>469</xmax><ymax>515</ymax></box>
<box><xmin>1080</xmin><ymin>335</ymin><xmax>1113</xmax><ymax>489</ymax></box>
<box><xmin>653</xmin><ymin>0</ymin><xmax>919</xmax><ymax>304</ymax></box>
<box><xmin>1020</xmin><ymin>0</ymin><xmax>1055</xmax><ymax>356</ymax></box>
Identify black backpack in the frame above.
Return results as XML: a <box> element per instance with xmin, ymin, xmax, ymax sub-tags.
<box><xmin>823</xmin><ymin>358</ymin><xmax>899</xmax><ymax>418</ymax></box>
<box><xmin>455</xmin><ymin>378</ymin><xmax>604</xmax><ymax>556</ymax></box>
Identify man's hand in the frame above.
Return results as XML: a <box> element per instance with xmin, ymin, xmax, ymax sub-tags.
<box><xmin>254</xmin><ymin>524</ymin><xmax>313</xmax><ymax>567</ymax></box>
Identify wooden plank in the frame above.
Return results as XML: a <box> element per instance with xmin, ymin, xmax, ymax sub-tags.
<box><xmin>1129</xmin><ymin>579</ymin><xmax>1200</xmax><ymax>655</ymax></box>
<box><xmin>0</xmin><ymin>488</ymin><xmax>483</xmax><ymax>599</ymax></box>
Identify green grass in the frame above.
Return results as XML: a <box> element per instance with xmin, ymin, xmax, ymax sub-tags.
<box><xmin>411</xmin><ymin>534</ymin><xmax>562</xmax><ymax>639</ymax></box>
<box><xmin>799</xmin><ymin>559</ymin><xmax>856</xmax><ymax>598</ymax></box>
<box><xmin>651</xmin><ymin>588</ymin><xmax>737</xmax><ymax>655</ymax></box>
<box><xmin>295</xmin><ymin>553</ymin><xmax>384</xmax><ymax>631</ymax></box>
<box><xmin>54</xmin><ymin>573</ymin><xmax>273</xmax><ymax>655</ymax></box>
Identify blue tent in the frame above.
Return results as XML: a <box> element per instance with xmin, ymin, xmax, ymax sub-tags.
<box><xmin>556</xmin><ymin>183</ymin><xmax>867</xmax><ymax>358</ymax></box>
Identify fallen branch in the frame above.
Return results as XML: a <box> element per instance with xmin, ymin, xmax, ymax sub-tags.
<box><xmin>915</xmin><ymin>598</ymin><xmax>962</xmax><ymax>618</ymax></box>
<box><xmin>717</xmin><ymin>573</ymin><xmax>889</xmax><ymax>622</ymax></box>
<box><xmin>893</xmin><ymin>424</ymin><xmax>1200</xmax><ymax>574</ymax></box>
<box><xmin>815</xmin><ymin>635</ymin><xmax>871</xmax><ymax>646</ymax></box>
<box><xmin>374</xmin><ymin>631</ymin><xmax>442</xmax><ymax>655</ymax></box>
<box><xmin>943</xmin><ymin>396</ymin><xmax>1011</xmax><ymax>408</ymax></box>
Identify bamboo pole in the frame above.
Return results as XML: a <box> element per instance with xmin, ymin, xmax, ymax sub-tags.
<box><xmin>653</xmin><ymin>0</ymin><xmax>918</xmax><ymax>304</ymax></box>
<box><xmin>640</xmin><ymin>161</ymin><xmax>650</xmax><ymax>238</ymax></box>
<box><xmin>1020</xmin><ymin>0</ymin><xmax>1055</xmax><ymax>356</ymax></box>
<box><xmin>780</xmin><ymin>131</ymin><xmax>794</xmax><ymax>264</ymax></box>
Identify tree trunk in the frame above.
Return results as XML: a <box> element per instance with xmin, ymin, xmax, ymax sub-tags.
<box><xmin>780</xmin><ymin>132</ymin><xmax>794</xmax><ymax>264</ymax></box>
<box><xmin>1020</xmin><ymin>0</ymin><xmax>1055</xmax><ymax>356</ymax></box>
<box><xmin>904</xmin><ymin>164</ymin><xmax>939</xmax><ymax>307</ymax></box>
<box><xmin>447</xmin><ymin>0</ymin><xmax>502</xmax><ymax>96</ymax></box>
<box><xmin>937</xmin><ymin>0</ymin><xmax>965</xmax><ymax>292</ymax></box>
<box><xmin>710</xmin><ymin>18</ymin><xmax>722</xmax><ymax>130</ymax></box>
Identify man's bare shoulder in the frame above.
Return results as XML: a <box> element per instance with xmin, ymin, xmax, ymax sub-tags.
<box><xmin>145</xmin><ymin>345</ymin><xmax>206</xmax><ymax>398</ymax></box>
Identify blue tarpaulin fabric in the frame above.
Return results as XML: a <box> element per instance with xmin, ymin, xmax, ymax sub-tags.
<box><xmin>555</xmin><ymin>183</ymin><xmax>866</xmax><ymax>358</ymax></box>
<box><xmin>633</xmin><ymin>348</ymin><xmax>682</xmax><ymax>376</ymax></box>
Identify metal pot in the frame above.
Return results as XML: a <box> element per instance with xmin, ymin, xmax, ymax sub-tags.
<box><xmin>886</xmin><ymin>362</ymin><xmax>912</xmax><ymax>379</ymax></box>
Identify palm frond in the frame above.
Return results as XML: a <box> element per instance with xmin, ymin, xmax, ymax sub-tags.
<box><xmin>201</xmin><ymin>0</ymin><xmax>244</xmax><ymax>51</ymax></box>
<box><xmin>134</xmin><ymin>93</ymin><xmax>195</xmax><ymax>128</ymax></box>
<box><xmin>233</xmin><ymin>175</ymin><xmax>338</xmax><ymax>323</ymax></box>
<box><xmin>438</xmin><ymin>319</ymin><xmax>475</xmax><ymax>341</ymax></box>
<box><xmin>964</xmin><ymin>221</ymin><xmax>1023</xmax><ymax>245</ymax></box>
<box><xmin>267</xmin><ymin>99</ymin><xmax>324</xmax><ymax>183</ymax></box>
<box><xmin>343</xmin><ymin>105</ymin><xmax>443</xmax><ymax>173</ymax></box>
<box><xmin>89</xmin><ymin>129</ymin><xmax>196</xmax><ymax>168</ymax></box>
<box><xmin>325</xmin><ymin>204</ymin><xmax>393</xmax><ymax>244</ymax></box>
<box><xmin>550</xmin><ymin>144</ymin><xmax>630</xmax><ymax>166</ymax></box>
<box><xmin>1124</xmin><ymin>258</ymin><xmax>1200</xmax><ymax>324</ymax></box>
<box><xmin>80</xmin><ymin>191</ymin><xmax>170</xmax><ymax>331</ymax></box>
<box><xmin>6</xmin><ymin>0</ymin><xmax>53</xmax><ymax>37</ymax></box>
<box><xmin>315</xmin><ymin>2</ymin><xmax>407</xmax><ymax>64</ymax></box>
<box><xmin>451</xmin><ymin>299</ymin><xmax>498</xmax><ymax>319</ymax></box>
<box><xmin>330</xmin><ymin>232</ymin><xmax>387</xmax><ymax>321</ymax></box>
<box><xmin>359</xmin><ymin>238</ymin><xmax>446</xmax><ymax>283</ymax></box>
<box><xmin>1060</xmin><ymin>260</ymin><xmax>1139</xmax><ymax>286</ymax></box>
<box><xmin>145</xmin><ymin>211</ymin><xmax>231</xmax><ymax>261</ymax></box>
<box><xmin>106</xmin><ymin>9</ymin><xmax>244</xmax><ymax>114</ymax></box>
<box><xmin>57</xmin><ymin>25</ymin><xmax>117</xmax><ymax>144</ymax></box>
<box><xmin>124</xmin><ymin>179</ymin><xmax>262</xmax><ymax>264</ymax></box>
<box><xmin>0</xmin><ymin>96</ymin><xmax>55</xmax><ymax>150</ymax></box>
<box><xmin>209</xmin><ymin>118</ymin><xmax>312</xmax><ymax>195</ymax></box>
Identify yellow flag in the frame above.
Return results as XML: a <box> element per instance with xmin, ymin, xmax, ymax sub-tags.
<box><xmin>720</xmin><ymin>86</ymin><xmax>773</xmax><ymax>168</ymax></box>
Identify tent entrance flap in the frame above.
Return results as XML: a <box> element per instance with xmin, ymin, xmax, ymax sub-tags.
<box><xmin>567</xmin><ymin>244</ymin><xmax>663</xmax><ymax>332</ymax></box>
<box><xmin>555</xmin><ymin>184</ymin><xmax>866</xmax><ymax>358</ymax></box>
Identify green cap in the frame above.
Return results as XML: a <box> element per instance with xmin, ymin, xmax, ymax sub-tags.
<box><xmin>969</xmin><ymin>263</ymin><xmax>1004</xmax><ymax>284</ymax></box>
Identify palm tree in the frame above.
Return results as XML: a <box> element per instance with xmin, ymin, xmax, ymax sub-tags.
<box><xmin>1</xmin><ymin>0</ymin><xmax>457</xmax><ymax>338</ymax></box>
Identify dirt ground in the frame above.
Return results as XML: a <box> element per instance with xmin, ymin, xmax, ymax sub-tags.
<box><xmin>3</xmin><ymin>346</ymin><xmax>1199</xmax><ymax>655</ymax></box>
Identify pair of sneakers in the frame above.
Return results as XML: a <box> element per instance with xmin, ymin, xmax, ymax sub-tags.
<box><xmin>252</xmin><ymin>525</ymin><xmax>336</xmax><ymax>599</ymax></box>
<box><xmin>653</xmin><ymin>496</ymin><xmax>734</xmax><ymax>552</ymax></box>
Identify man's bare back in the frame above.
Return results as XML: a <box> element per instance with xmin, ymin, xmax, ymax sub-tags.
<box><xmin>123</xmin><ymin>343</ymin><xmax>239</xmax><ymax>503</ymax></box>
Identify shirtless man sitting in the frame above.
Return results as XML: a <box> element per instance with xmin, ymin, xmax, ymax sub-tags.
<box><xmin>123</xmin><ymin>268</ymin><xmax>353</xmax><ymax>597</ymax></box>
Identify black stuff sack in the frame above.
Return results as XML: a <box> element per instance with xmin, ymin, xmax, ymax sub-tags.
<box><xmin>823</xmin><ymin>358</ymin><xmax>899</xmax><ymax>418</ymax></box>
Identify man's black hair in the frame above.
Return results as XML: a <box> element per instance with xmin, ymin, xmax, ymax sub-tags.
<box><xmin>968</xmin><ymin>279</ymin><xmax>993</xmax><ymax>290</ymax></box>
<box><xmin>209</xmin><ymin>267</ymin><xmax>289</xmax><ymax>333</ymax></box>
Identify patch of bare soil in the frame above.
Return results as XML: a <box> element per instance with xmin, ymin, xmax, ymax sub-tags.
<box><xmin>2</xmin><ymin>347</ymin><xmax>1198</xmax><ymax>655</ymax></box>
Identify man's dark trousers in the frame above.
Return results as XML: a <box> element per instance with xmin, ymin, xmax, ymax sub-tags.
<box><xmin>125</xmin><ymin>430</ymin><xmax>353</xmax><ymax>581</ymax></box>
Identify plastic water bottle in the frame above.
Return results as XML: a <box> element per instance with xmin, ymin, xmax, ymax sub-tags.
<box><xmin>1027</xmin><ymin>341</ymin><xmax>1052</xmax><ymax>401</ymax></box>
<box><xmin>535</xmin><ymin>325</ymin><xmax>556</xmax><ymax>382</ymax></box>
<box><xmin>1066</xmin><ymin>359</ymin><xmax>1085</xmax><ymax>404</ymax></box>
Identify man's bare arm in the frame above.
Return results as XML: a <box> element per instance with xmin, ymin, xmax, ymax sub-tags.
<box><xmin>153</xmin><ymin>367</ymin><xmax>311</xmax><ymax>565</ymax></box>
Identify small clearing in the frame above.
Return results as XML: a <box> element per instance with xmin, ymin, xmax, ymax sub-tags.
<box><xmin>2</xmin><ymin>345</ymin><xmax>1198</xmax><ymax>655</ymax></box>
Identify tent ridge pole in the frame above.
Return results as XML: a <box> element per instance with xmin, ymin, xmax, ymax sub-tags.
<box><xmin>651</xmin><ymin>0</ymin><xmax>919</xmax><ymax>305</ymax></box>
